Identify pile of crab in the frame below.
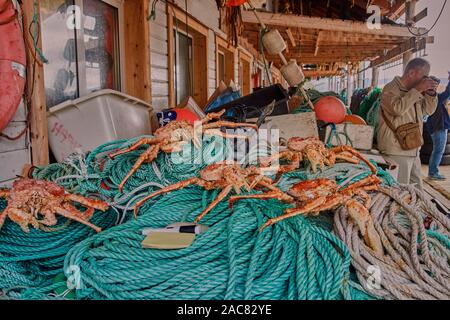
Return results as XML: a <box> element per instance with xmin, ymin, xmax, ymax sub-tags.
<box><xmin>1</xmin><ymin>110</ymin><xmax>382</xmax><ymax>259</ymax></box>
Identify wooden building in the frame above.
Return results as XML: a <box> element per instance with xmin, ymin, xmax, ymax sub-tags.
<box><xmin>0</xmin><ymin>0</ymin><xmax>430</xmax><ymax>185</ymax></box>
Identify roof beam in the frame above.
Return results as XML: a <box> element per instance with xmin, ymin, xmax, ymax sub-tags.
<box><xmin>314</xmin><ymin>31</ymin><xmax>323</xmax><ymax>56</ymax></box>
<box><xmin>370</xmin><ymin>36</ymin><xmax>434</xmax><ymax>67</ymax></box>
<box><xmin>286</xmin><ymin>28</ymin><xmax>297</xmax><ymax>47</ymax></box>
<box><xmin>242</xmin><ymin>10</ymin><xmax>426</xmax><ymax>37</ymax></box>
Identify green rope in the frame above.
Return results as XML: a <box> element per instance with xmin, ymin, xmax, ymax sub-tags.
<box><xmin>6</xmin><ymin>135</ymin><xmax>399</xmax><ymax>300</ymax></box>
<box><xmin>31</xmin><ymin>0</ymin><xmax>48</xmax><ymax>64</ymax></box>
<box><xmin>0</xmin><ymin>199</ymin><xmax>118</xmax><ymax>299</ymax></box>
<box><xmin>58</xmin><ymin>187</ymin><xmax>353</xmax><ymax>300</ymax></box>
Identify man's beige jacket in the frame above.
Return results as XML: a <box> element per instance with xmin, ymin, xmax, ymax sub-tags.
<box><xmin>377</xmin><ymin>76</ymin><xmax>438</xmax><ymax>157</ymax></box>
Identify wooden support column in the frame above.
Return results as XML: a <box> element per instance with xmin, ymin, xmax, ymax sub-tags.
<box><xmin>124</xmin><ymin>0</ymin><xmax>151</xmax><ymax>103</ymax></box>
<box><xmin>346</xmin><ymin>65</ymin><xmax>353</xmax><ymax>106</ymax></box>
<box><xmin>22</xmin><ymin>0</ymin><xmax>49</xmax><ymax>166</ymax></box>
<box><xmin>403</xmin><ymin>0</ymin><xmax>416</xmax><ymax>71</ymax></box>
<box><xmin>372</xmin><ymin>66</ymin><xmax>379</xmax><ymax>88</ymax></box>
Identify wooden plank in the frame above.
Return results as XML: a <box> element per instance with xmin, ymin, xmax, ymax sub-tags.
<box><xmin>286</xmin><ymin>28</ymin><xmax>296</xmax><ymax>47</ymax></box>
<box><xmin>241</xmin><ymin>10</ymin><xmax>426</xmax><ymax>37</ymax></box>
<box><xmin>22</xmin><ymin>0</ymin><xmax>49</xmax><ymax>166</ymax></box>
<box><xmin>314</xmin><ymin>31</ymin><xmax>323</xmax><ymax>57</ymax></box>
<box><xmin>167</xmin><ymin>3</ymin><xmax>175</xmax><ymax>107</ymax></box>
<box><xmin>412</xmin><ymin>8</ymin><xmax>428</xmax><ymax>24</ymax></box>
<box><xmin>371</xmin><ymin>36</ymin><xmax>433</xmax><ymax>67</ymax></box>
<box><xmin>124</xmin><ymin>0</ymin><xmax>151</xmax><ymax>103</ymax></box>
<box><xmin>423</xmin><ymin>180</ymin><xmax>450</xmax><ymax>209</ymax></box>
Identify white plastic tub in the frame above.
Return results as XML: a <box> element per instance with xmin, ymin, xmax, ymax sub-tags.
<box><xmin>48</xmin><ymin>89</ymin><xmax>152</xmax><ymax>162</ymax></box>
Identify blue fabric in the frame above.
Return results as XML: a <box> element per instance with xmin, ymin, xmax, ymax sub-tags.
<box><xmin>204</xmin><ymin>90</ymin><xmax>241</xmax><ymax>113</ymax></box>
<box><xmin>428</xmin><ymin>129</ymin><xmax>448</xmax><ymax>176</ymax></box>
<box><xmin>426</xmin><ymin>83</ymin><xmax>450</xmax><ymax>133</ymax></box>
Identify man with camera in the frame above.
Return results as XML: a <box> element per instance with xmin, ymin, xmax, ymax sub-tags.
<box><xmin>425</xmin><ymin>72</ymin><xmax>450</xmax><ymax>181</ymax></box>
<box><xmin>378</xmin><ymin>58</ymin><xmax>439</xmax><ymax>190</ymax></box>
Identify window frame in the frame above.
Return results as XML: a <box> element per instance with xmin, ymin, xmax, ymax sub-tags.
<box><xmin>238</xmin><ymin>48</ymin><xmax>252</xmax><ymax>96</ymax></box>
<box><xmin>173</xmin><ymin>27</ymin><xmax>194</xmax><ymax>105</ymax></box>
<box><xmin>167</xmin><ymin>4</ymin><xmax>209</xmax><ymax>108</ymax></box>
<box><xmin>215</xmin><ymin>35</ymin><xmax>236</xmax><ymax>87</ymax></box>
<box><xmin>72</xmin><ymin>0</ymin><xmax>125</xmax><ymax>96</ymax></box>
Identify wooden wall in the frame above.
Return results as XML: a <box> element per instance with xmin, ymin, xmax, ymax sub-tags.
<box><xmin>150</xmin><ymin>0</ymin><xmax>219</xmax><ymax>112</ymax></box>
<box><xmin>150</xmin><ymin>2</ymin><xmax>170</xmax><ymax>111</ymax></box>
<box><xmin>0</xmin><ymin>101</ymin><xmax>31</xmax><ymax>187</ymax></box>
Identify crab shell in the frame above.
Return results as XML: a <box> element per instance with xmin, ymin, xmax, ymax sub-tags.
<box><xmin>288</xmin><ymin>179</ymin><xmax>337</xmax><ymax>202</ymax></box>
<box><xmin>11</xmin><ymin>179</ymin><xmax>65</xmax><ymax>197</ymax></box>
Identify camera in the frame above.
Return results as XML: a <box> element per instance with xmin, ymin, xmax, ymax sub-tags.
<box><xmin>425</xmin><ymin>76</ymin><xmax>440</xmax><ymax>95</ymax></box>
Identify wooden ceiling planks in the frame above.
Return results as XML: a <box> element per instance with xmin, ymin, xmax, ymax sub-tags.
<box><xmin>239</xmin><ymin>1</ymin><xmax>425</xmax><ymax>74</ymax></box>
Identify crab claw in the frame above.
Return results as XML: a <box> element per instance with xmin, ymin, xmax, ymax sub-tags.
<box><xmin>346</xmin><ymin>199</ymin><xmax>384</xmax><ymax>256</ymax></box>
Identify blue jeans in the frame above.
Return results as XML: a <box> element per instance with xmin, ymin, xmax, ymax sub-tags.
<box><xmin>428</xmin><ymin>129</ymin><xmax>448</xmax><ymax>176</ymax></box>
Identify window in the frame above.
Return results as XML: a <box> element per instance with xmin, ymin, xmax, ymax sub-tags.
<box><xmin>40</xmin><ymin>0</ymin><xmax>122</xmax><ymax>108</ymax></box>
<box><xmin>238</xmin><ymin>50</ymin><xmax>252</xmax><ymax>96</ymax></box>
<box><xmin>168</xmin><ymin>6</ymin><xmax>208</xmax><ymax>107</ymax></box>
<box><xmin>216</xmin><ymin>36</ymin><xmax>235</xmax><ymax>86</ymax></box>
<box><xmin>173</xmin><ymin>30</ymin><xmax>193</xmax><ymax>105</ymax></box>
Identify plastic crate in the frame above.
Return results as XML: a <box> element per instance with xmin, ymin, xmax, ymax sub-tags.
<box><xmin>48</xmin><ymin>89</ymin><xmax>152</xmax><ymax>162</ymax></box>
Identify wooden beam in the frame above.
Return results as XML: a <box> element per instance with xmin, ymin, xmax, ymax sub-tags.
<box><xmin>314</xmin><ymin>31</ymin><xmax>322</xmax><ymax>57</ymax></box>
<box><xmin>241</xmin><ymin>10</ymin><xmax>426</xmax><ymax>37</ymax></box>
<box><xmin>405</xmin><ymin>0</ymin><xmax>416</xmax><ymax>25</ymax></box>
<box><xmin>167</xmin><ymin>4</ymin><xmax>175</xmax><ymax>107</ymax></box>
<box><xmin>124</xmin><ymin>0</ymin><xmax>151</xmax><ymax>103</ymax></box>
<box><xmin>303</xmin><ymin>70</ymin><xmax>340</xmax><ymax>78</ymax></box>
<box><xmin>412</xmin><ymin>8</ymin><xmax>428</xmax><ymax>24</ymax></box>
<box><xmin>22</xmin><ymin>0</ymin><xmax>49</xmax><ymax>166</ymax></box>
<box><xmin>371</xmin><ymin>36</ymin><xmax>434</xmax><ymax>67</ymax></box>
<box><xmin>286</xmin><ymin>28</ymin><xmax>296</xmax><ymax>47</ymax></box>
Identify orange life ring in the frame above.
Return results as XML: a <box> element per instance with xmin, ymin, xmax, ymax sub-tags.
<box><xmin>0</xmin><ymin>0</ymin><xmax>26</xmax><ymax>133</ymax></box>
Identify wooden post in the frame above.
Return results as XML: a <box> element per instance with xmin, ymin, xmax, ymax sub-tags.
<box><xmin>346</xmin><ymin>65</ymin><xmax>353</xmax><ymax>106</ymax></box>
<box><xmin>22</xmin><ymin>0</ymin><xmax>49</xmax><ymax>166</ymax></box>
<box><xmin>403</xmin><ymin>0</ymin><xmax>416</xmax><ymax>71</ymax></box>
<box><xmin>124</xmin><ymin>0</ymin><xmax>151</xmax><ymax>103</ymax></box>
<box><xmin>372</xmin><ymin>66</ymin><xmax>379</xmax><ymax>88</ymax></box>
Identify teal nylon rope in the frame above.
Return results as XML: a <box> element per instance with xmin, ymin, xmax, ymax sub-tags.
<box><xmin>0</xmin><ymin>199</ymin><xmax>118</xmax><ymax>299</ymax></box>
<box><xmin>58</xmin><ymin>187</ymin><xmax>354</xmax><ymax>300</ymax></box>
<box><xmin>5</xmin><ymin>136</ymin><xmax>396</xmax><ymax>300</ymax></box>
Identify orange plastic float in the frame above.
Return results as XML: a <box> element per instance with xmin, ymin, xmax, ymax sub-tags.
<box><xmin>313</xmin><ymin>96</ymin><xmax>347</xmax><ymax>124</ymax></box>
<box><xmin>342</xmin><ymin>114</ymin><xmax>367</xmax><ymax>125</ymax></box>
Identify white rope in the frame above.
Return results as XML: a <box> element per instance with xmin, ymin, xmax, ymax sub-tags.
<box><xmin>334</xmin><ymin>184</ymin><xmax>450</xmax><ymax>300</ymax></box>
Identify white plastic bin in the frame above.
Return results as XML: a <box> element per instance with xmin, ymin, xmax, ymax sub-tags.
<box><xmin>48</xmin><ymin>89</ymin><xmax>152</xmax><ymax>162</ymax></box>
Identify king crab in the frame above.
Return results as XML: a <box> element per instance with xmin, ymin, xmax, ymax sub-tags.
<box><xmin>133</xmin><ymin>162</ymin><xmax>289</xmax><ymax>222</ymax></box>
<box><xmin>0</xmin><ymin>179</ymin><xmax>109</xmax><ymax>233</ymax></box>
<box><xmin>260</xmin><ymin>137</ymin><xmax>377</xmax><ymax>174</ymax></box>
<box><xmin>109</xmin><ymin>110</ymin><xmax>258</xmax><ymax>191</ymax></box>
<box><xmin>230</xmin><ymin>175</ymin><xmax>384</xmax><ymax>256</ymax></box>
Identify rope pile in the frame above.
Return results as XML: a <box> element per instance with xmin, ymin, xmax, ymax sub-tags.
<box><xmin>1</xmin><ymin>133</ymin><xmax>448</xmax><ymax>301</ymax></box>
<box><xmin>334</xmin><ymin>184</ymin><xmax>450</xmax><ymax>300</ymax></box>
<box><xmin>0</xmin><ymin>199</ymin><xmax>118</xmax><ymax>300</ymax></box>
<box><xmin>62</xmin><ymin>187</ymin><xmax>354</xmax><ymax>300</ymax></box>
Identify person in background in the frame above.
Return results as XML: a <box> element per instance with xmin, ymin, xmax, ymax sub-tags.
<box><xmin>425</xmin><ymin>72</ymin><xmax>450</xmax><ymax>180</ymax></box>
<box><xmin>377</xmin><ymin>58</ymin><xmax>439</xmax><ymax>190</ymax></box>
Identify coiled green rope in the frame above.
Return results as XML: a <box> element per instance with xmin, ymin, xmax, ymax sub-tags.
<box><xmin>9</xmin><ymin>136</ymin><xmax>397</xmax><ymax>300</ymax></box>
<box><xmin>60</xmin><ymin>187</ymin><xmax>355</xmax><ymax>300</ymax></box>
<box><xmin>0</xmin><ymin>199</ymin><xmax>118</xmax><ymax>299</ymax></box>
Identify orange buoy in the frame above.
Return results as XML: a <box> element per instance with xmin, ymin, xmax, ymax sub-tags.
<box><xmin>0</xmin><ymin>0</ymin><xmax>26</xmax><ymax>133</ymax></box>
<box><xmin>314</xmin><ymin>96</ymin><xmax>346</xmax><ymax>124</ymax></box>
<box><xmin>343</xmin><ymin>114</ymin><xmax>367</xmax><ymax>125</ymax></box>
